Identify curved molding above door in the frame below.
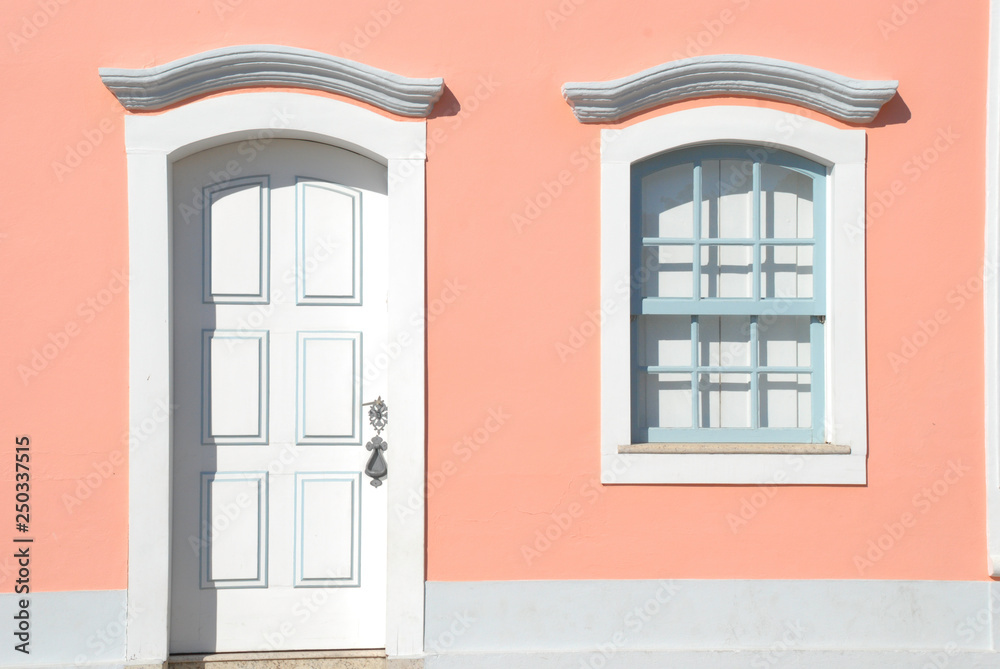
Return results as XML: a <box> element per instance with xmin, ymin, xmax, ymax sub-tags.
<box><xmin>562</xmin><ymin>54</ymin><xmax>898</xmax><ymax>123</ymax></box>
<box><xmin>100</xmin><ymin>44</ymin><xmax>445</xmax><ymax>117</ymax></box>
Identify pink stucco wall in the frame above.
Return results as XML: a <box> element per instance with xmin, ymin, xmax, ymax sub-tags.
<box><xmin>0</xmin><ymin>0</ymin><xmax>989</xmax><ymax>593</ymax></box>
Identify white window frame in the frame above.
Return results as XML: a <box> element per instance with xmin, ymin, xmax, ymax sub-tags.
<box><xmin>985</xmin><ymin>0</ymin><xmax>1000</xmax><ymax>576</ymax></box>
<box><xmin>601</xmin><ymin>106</ymin><xmax>867</xmax><ymax>484</ymax></box>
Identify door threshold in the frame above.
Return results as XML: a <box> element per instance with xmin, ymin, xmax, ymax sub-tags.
<box><xmin>169</xmin><ymin>649</ymin><xmax>392</xmax><ymax>668</ymax></box>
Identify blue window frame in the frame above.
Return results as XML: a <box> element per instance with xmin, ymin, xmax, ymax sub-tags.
<box><xmin>631</xmin><ymin>144</ymin><xmax>827</xmax><ymax>444</ymax></box>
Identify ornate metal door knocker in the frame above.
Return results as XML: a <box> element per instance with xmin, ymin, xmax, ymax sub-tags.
<box><xmin>363</xmin><ymin>397</ymin><xmax>388</xmax><ymax>487</ymax></box>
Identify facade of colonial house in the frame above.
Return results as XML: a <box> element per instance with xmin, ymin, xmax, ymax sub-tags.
<box><xmin>3</xmin><ymin>0</ymin><xmax>1000</xmax><ymax>667</ymax></box>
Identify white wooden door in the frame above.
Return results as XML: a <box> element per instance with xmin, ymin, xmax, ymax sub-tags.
<box><xmin>169</xmin><ymin>139</ymin><xmax>388</xmax><ymax>653</ymax></box>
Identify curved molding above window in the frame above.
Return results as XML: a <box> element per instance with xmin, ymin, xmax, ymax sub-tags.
<box><xmin>100</xmin><ymin>44</ymin><xmax>445</xmax><ymax>117</ymax></box>
<box><xmin>562</xmin><ymin>55</ymin><xmax>898</xmax><ymax>124</ymax></box>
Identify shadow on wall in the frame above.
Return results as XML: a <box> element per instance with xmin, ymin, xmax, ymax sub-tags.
<box><xmin>865</xmin><ymin>92</ymin><xmax>910</xmax><ymax>128</ymax></box>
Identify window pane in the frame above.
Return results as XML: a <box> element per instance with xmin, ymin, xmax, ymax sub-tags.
<box><xmin>640</xmin><ymin>373</ymin><xmax>693</xmax><ymax>429</ymax></box>
<box><xmin>761</xmin><ymin>245</ymin><xmax>813</xmax><ymax>299</ymax></box>
<box><xmin>761</xmin><ymin>163</ymin><xmax>814</xmax><ymax>239</ymax></box>
<box><xmin>759</xmin><ymin>373</ymin><xmax>812</xmax><ymax>428</ymax></box>
<box><xmin>698</xmin><ymin>372</ymin><xmax>751</xmax><ymax>428</ymax></box>
<box><xmin>758</xmin><ymin>316</ymin><xmax>811</xmax><ymax>367</ymax></box>
<box><xmin>642</xmin><ymin>163</ymin><xmax>694</xmax><ymax>238</ymax></box>
<box><xmin>642</xmin><ymin>245</ymin><xmax>693</xmax><ymax>298</ymax></box>
<box><xmin>701</xmin><ymin>244</ymin><xmax>753</xmax><ymax>298</ymax></box>
<box><xmin>638</xmin><ymin>315</ymin><xmax>691</xmax><ymax>367</ymax></box>
<box><xmin>701</xmin><ymin>159</ymin><xmax>753</xmax><ymax>239</ymax></box>
<box><xmin>698</xmin><ymin>315</ymin><xmax>751</xmax><ymax>367</ymax></box>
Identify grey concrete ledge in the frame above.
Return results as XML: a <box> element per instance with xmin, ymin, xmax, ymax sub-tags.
<box><xmin>562</xmin><ymin>55</ymin><xmax>898</xmax><ymax>123</ymax></box>
<box><xmin>100</xmin><ymin>45</ymin><xmax>444</xmax><ymax>117</ymax></box>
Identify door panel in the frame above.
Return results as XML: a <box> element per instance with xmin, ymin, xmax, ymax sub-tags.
<box><xmin>170</xmin><ymin>139</ymin><xmax>388</xmax><ymax>653</ymax></box>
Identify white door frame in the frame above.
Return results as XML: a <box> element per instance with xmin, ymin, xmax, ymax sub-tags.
<box><xmin>122</xmin><ymin>92</ymin><xmax>426</xmax><ymax>665</ymax></box>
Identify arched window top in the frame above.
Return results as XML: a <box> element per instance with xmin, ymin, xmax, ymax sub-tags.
<box><xmin>634</xmin><ymin>143</ymin><xmax>826</xmax><ymax>180</ymax></box>
<box><xmin>601</xmin><ymin>106</ymin><xmax>866</xmax><ymax>169</ymax></box>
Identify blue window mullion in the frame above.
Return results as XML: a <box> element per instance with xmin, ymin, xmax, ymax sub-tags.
<box><xmin>810</xmin><ymin>316</ymin><xmax>825</xmax><ymax>443</ymax></box>
<box><xmin>691</xmin><ymin>316</ymin><xmax>699</xmax><ymax>429</ymax></box>
<box><xmin>642</xmin><ymin>365</ymin><xmax>812</xmax><ymax>374</ymax></box>
<box><xmin>641</xmin><ymin>298</ymin><xmax>822</xmax><ymax>316</ymax></box>
<box><xmin>693</xmin><ymin>161</ymin><xmax>702</xmax><ymax>301</ymax></box>
<box><xmin>812</xmin><ymin>170</ymin><xmax>828</xmax><ymax>313</ymax></box>
<box><xmin>750</xmin><ymin>316</ymin><xmax>759</xmax><ymax>429</ymax></box>
<box><xmin>631</xmin><ymin>315</ymin><xmax>639</xmax><ymax>441</ymax></box>
<box><xmin>752</xmin><ymin>161</ymin><xmax>761</xmax><ymax>303</ymax></box>
<box><xmin>630</xmin><ymin>164</ymin><xmax>644</xmax><ymax>315</ymax></box>
<box><xmin>643</xmin><ymin>237</ymin><xmax>814</xmax><ymax>246</ymax></box>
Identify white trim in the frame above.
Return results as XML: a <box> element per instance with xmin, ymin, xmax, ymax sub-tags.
<box><xmin>563</xmin><ymin>54</ymin><xmax>897</xmax><ymax>123</ymax></box>
<box><xmin>425</xmin><ymin>579</ymin><xmax>997</xmax><ymax>654</ymax></box>
<box><xmin>100</xmin><ymin>45</ymin><xmax>444</xmax><ymax>117</ymax></box>
<box><xmin>123</xmin><ymin>92</ymin><xmax>426</xmax><ymax>664</ymax></box>
<box><xmin>986</xmin><ymin>0</ymin><xmax>1000</xmax><ymax>577</ymax></box>
<box><xmin>600</xmin><ymin>106</ymin><xmax>867</xmax><ymax>484</ymax></box>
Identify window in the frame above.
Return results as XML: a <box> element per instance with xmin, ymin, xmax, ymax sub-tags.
<box><xmin>600</xmin><ymin>106</ymin><xmax>867</xmax><ymax>484</ymax></box>
<box><xmin>632</xmin><ymin>145</ymin><xmax>825</xmax><ymax>444</ymax></box>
